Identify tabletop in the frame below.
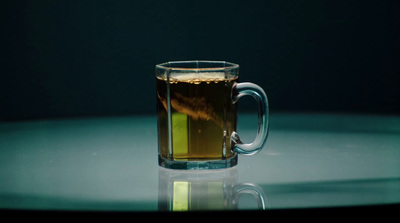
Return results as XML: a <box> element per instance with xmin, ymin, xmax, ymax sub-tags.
<box><xmin>1</xmin><ymin>113</ymin><xmax>399</xmax><ymax>212</ymax></box>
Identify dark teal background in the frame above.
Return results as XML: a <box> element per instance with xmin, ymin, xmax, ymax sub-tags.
<box><xmin>1</xmin><ymin>0</ymin><xmax>399</xmax><ymax>120</ymax></box>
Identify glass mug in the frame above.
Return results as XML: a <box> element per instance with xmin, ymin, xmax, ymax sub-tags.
<box><xmin>156</xmin><ymin>61</ymin><xmax>269</xmax><ymax>170</ymax></box>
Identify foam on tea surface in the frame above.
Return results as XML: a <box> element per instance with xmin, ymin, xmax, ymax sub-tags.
<box><xmin>160</xmin><ymin>72</ymin><xmax>237</xmax><ymax>84</ymax></box>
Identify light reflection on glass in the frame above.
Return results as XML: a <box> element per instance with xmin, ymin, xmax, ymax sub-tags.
<box><xmin>158</xmin><ymin>167</ymin><xmax>269</xmax><ymax>211</ymax></box>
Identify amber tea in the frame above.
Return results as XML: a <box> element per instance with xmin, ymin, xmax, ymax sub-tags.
<box><xmin>157</xmin><ymin>72</ymin><xmax>238</xmax><ymax>161</ymax></box>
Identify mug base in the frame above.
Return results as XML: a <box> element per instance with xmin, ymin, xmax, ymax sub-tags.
<box><xmin>158</xmin><ymin>155</ymin><xmax>238</xmax><ymax>170</ymax></box>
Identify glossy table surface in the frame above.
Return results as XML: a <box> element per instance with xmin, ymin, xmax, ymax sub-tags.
<box><xmin>1</xmin><ymin>113</ymin><xmax>399</xmax><ymax>212</ymax></box>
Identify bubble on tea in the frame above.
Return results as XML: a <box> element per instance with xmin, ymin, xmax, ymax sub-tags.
<box><xmin>192</xmin><ymin>78</ymin><xmax>201</xmax><ymax>84</ymax></box>
<box><xmin>169</xmin><ymin>77</ymin><xmax>178</xmax><ymax>84</ymax></box>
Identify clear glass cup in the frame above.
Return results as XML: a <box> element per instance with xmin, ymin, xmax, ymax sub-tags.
<box><xmin>156</xmin><ymin>61</ymin><xmax>269</xmax><ymax>170</ymax></box>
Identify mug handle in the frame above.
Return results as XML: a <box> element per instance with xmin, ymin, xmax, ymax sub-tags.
<box><xmin>233</xmin><ymin>183</ymin><xmax>269</xmax><ymax>209</ymax></box>
<box><xmin>231</xmin><ymin>82</ymin><xmax>269</xmax><ymax>155</ymax></box>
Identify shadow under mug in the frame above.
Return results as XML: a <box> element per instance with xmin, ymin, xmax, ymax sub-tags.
<box><xmin>156</xmin><ymin>61</ymin><xmax>269</xmax><ymax>170</ymax></box>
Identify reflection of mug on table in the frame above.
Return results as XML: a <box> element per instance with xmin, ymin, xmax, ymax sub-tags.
<box><xmin>158</xmin><ymin>167</ymin><xmax>268</xmax><ymax>211</ymax></box>
<box><xmin>156</xmin><ymin>61</ymin><xmax>270</xmax><ymax>170</ymax></box>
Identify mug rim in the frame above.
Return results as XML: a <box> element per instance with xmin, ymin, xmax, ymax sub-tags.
<box><xmin>156</xmin><ymin>60</ymin><xmax>239</xmax><ymax>71</ymax></box>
